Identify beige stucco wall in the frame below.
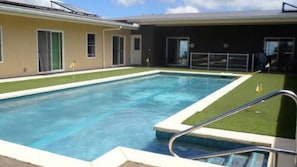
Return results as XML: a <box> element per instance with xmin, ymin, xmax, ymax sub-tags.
<box><xmin>104</xmin><ymin>30</ymin><xmax>131</xmax><ymax>68</ymax></box>
<box><xmin>0</xmin><ymin>14</ymin><xmax>131</xmax><ymax>78</ymax></box>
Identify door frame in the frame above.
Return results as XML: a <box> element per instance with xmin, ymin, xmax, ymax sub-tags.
<box><xmin>166</xmin><ymin>37</ymin><xmax>190</xmax><ymax>66</ymax></box>
<box><xmin>264</xmin><ymin>37</ymin><xmax>295</xmax><ymax>71</ymax></box>
<box><xmin>112</xmin><ymin>35</ymin><xmax>126</xmax><ymax>66</ymax></box>
<box><xmin>37</xmin><ymin>29</ymin><xmax>64</xmax><ymax>74</ymax></box>
<box><xmin>130</xmin><ymin>34</ymin><xmax>142</xmax><ymax>65</ymax></box>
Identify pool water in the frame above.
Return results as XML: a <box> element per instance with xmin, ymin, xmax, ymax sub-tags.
<box><xmin>0</xmin><ymin>73</ymin><xmax>234</xmax><ymax>161</ymax></box>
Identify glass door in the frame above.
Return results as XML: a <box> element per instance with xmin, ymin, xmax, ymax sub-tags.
<box><xmin>52</xmin><ymin>32</ymin><xmax>63</xmax><ymax>70</ymax></box>
<box><xmin>166</xmin><ymin>37</ymin><xmax>189</xmax><ymax>66</ymax></box>
<box><xmin>264</xmin><ymin>38</ymin><xmax>295</xmax><ymax>72</ymax></box>
<box><xmin>38</xmin><ymin>31</ymin><xmax>63</xmax><ymax>72</ymax></box>
<box><xmin>113</xmin><ymin>36</ymin><xmax>124</xmax><ymax>65</ymax></box>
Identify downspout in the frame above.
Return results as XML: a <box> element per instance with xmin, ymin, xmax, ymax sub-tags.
<box><xmin>102</xmin><ymin>26</ymin><xmax>122</xmax><ymax>68</ymax></box>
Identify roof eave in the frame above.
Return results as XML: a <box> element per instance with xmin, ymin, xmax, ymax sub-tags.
<box><xmin>0</xmin><ymin>4</ymin><xmax>139</xmax><ymax>30</ymax></box>
<box><xmin>136</xmin><ymin>18</ymin><xmax>297</xmax><ymax>26</ymax></box>
<box><xmin>122</xmin><ymin>14</ymin><xmax>297</xmax><ymax>26</ymax></box>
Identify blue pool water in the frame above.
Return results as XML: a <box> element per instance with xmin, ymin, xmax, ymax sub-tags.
<box><xmin>0</xmin><ymin>72</ymin><xmax>234</xmax><ymax>161</ymax></box>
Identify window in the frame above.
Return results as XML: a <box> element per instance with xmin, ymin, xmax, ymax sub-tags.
<box><xmin>87</xmin><ymin>33</ymin><xmax>96</xmax><ymax>58</ymax></box>
<box><xmin>38</xmin><ymin>30</ymin><xmax>63</xmax><ymax>72</ymax></box>
<box><xmin>264</xmin><ymin>37</ymin><xmax>295</xmax><ymax>72</ymax></box>
<box><xmin>0</xmin><ymin>27</ymin><xmax>2</xmax><ymax>62</ymax></box>
<box><xmin>134</xmin><ymin>38</ymin><xmax>140</xmax><ymax>50</ymax></box>
<box><xmin>112</xmin><ymin>36</ymin><xmax>124</xmax><ymax>65</ymax></box>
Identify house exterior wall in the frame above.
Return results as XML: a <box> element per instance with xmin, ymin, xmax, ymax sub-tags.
<box><xmin>0</xmin><ymin>14</ymin><xmax>131</xmax><ymax>78</ymax></box>
<box><xmin>135</xmin><ymin>24</ymin><xmax>297</xmax><ymax>72</ymax></box>
<box><xmin>104</xmin><ymin>30</ymin><xmax>131</xmax><ymax>68</ymax></box>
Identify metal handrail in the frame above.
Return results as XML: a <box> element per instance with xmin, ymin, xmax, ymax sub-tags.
<box><xmin>190</xmin><ymin>146</ymin><xmax>297</xmax><ymax>160</ymax></box>
<box><xmin>168</xmin><ymin>90</ymin><xmax>297</xmax><ymax>165</ymax></box>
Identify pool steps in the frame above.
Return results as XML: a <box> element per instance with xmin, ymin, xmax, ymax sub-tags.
<box><xmin>168</xmin><ymin>90</ymin><xmax>297</xmax><ymax>167</ymax></box>
<box><xmin>201</xmin><ymin>152</ymin><xmax>267</xmax><ymax>167</ymax></box>
<box><xmin>156</xmin><ymin>131</ymin><xmax>268</xmax><ymax>167</ymax></box>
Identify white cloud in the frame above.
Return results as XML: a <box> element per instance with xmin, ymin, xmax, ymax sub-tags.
<box><xmin>166</xmin><ymin>5</ymin><xmax>199</xmax><ymax>13</ymax></box>
<box><xmin>182</xmin><ymin>0</ymin><xmax>288</xmax><ymax>11</ymax></box>
<box><xmin>113</xmin><ymin>0</ymin><xmax>144</xmax><ymax>7</ymax></box>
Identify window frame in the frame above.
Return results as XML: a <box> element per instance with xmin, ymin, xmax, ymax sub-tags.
<box><xmin>112</xmin><ymin>35</ymin><xmax>125</xmax><ymax>66</ymax></box>
<box><xmin>0</xmin><ymin>26</ymin><xmax>3</xmax><ymax>63</ymax></box>
<box><xmin>87</xmin><ymin>33</ymin><xmax>96</xmax><ymax>58</ymax></box>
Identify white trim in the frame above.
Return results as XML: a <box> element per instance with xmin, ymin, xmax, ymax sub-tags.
<box><xmin>36</xmin><ymin>29</ymin><xmax>65</xmax><ymax>74</ymax></box>
<box><xmin>0</xmin><ymin>25</ymin><xmax>3</xmax><ymax>63</ymax></box>
<box><xmin>111</xmin><ymin>35</ymin><xmax>126</xmax><ymax>67</ymax></box>
<box><xmin>92</xmin><ymin>147</ymin><xmax>218</xmax><ymax>167</ymax></box>
<box><xmin>0</xmin><ymin>4</ymin><xmax>138</xmax><ymax>30</ymax></box>
<box><xmin>86</xmin><ymin>32</ymin><xmax>96</xmax><ymax>59</ymax></box>
<box><xmin>120</xmin><ymin>10</ymin><xmax>297</xmax><ymax>26</ymax></box>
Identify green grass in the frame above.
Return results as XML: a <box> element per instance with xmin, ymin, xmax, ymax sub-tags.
<box><xmin>0</xmin><ymin>67</ymin><xmax>296</xmax><ymax>139</ymax></box>
<box><xmin>0</xmin><ymin>68</ymin><xmax>152</xmax><ymax>93</ymax></box>
<box><xmin>183</xmin><ymin>72</ymin><xmax>297</xmax><ymax>139</ymax></box>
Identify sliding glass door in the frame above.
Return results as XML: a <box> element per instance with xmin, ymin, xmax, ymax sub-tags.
<box><xmin>112</xmin><ymin>36</ymin><xmax>124</xmax><ymax>66</ymax></box>
<box><xmin>166</xmin><ymin>37</ymin><xmax>189</xmax><ymax>66</ymax></box>
<box><xmin>38</xmin><ymin>31</ymin><xmax>63</xmax><ymax>72</ymax></box>
<box><xmin>264</xmin><ymin>37</ymin><xmax>295</xmax><ymax>72</ymax></box>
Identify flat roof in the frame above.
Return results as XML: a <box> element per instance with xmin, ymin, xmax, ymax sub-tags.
<box><xmin>0</xmin><ymin>0</ymin><xmax>138</xmax><ymax>30</ymax></box>
<box><xmin>115</xmin><ymin>10</ymin><xmax>297</xmax><ymax>26</ymax></box>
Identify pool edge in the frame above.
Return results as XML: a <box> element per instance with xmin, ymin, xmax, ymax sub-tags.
<box><xmin>153</xmin><ymin>73</ymin><xmax>295</xmax><ymax>167</ymax></box>
<box><xmin>1</xmin><ymin>69</ymin><xmax>293</xmax><ymax>167</ymax></box>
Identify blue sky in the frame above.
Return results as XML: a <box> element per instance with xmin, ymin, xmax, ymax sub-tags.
<box><xmin>8</xmin><ymin>0</ymin><xmax>297</xmax><ymax>18</ymax></box>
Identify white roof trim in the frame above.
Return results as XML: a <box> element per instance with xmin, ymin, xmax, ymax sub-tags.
<box><xmin>117</xmin><ymin>10</ymin><xmax>297</xmax><ymax>26</ymax></box>
<box><xmin>0</xmin><ymin>3</ymin><xmax>138</xmax><ymax>30</ymax></box>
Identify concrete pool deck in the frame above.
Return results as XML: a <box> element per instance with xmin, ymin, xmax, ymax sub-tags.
<box><xmin>0</xmin><ymin>67</ymin><xmax>295</xmax><ymax>167</ymax></box>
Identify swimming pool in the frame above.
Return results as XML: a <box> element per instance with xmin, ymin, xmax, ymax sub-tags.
<box><xmin>0</xmin><ymin>72</ymin><xmax>235</xmax><ymax>161</ymax></box>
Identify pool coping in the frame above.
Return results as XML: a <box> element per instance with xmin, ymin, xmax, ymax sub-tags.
<box><xmin>0</xmin><ymin>69</ymin><xmax>294</xmax><ymax>167</ymax></box>
<box><xmin>154</xmin><ymin>71</ymin><xmax>295</xmax><ymax>167</ymax></box>
<box><xmin>0</xmin><ymin>68</ymin><xmax>157</xmax><ymax>100</ymax></box>
<box><xmin>92</xmin><ymin>146</ymin><xmax>223</xmax><ymax>167</ymax></box>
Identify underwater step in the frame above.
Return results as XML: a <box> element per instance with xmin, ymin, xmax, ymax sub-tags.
<box><xmin>246</xmin><ymin>152</ymin><xmax>266</xmax><ymax>167</ymax></box>
<box><xmin>207</xmin><ymin>156</ymin><xmax>228</xmax><ymax>165</ymax></box>
<box><xmin>202</xmin><ymin>152</ymin><xmax>268</xmax><ymax>167</ymax></box>
<box><xmin>225</xmin><ymin>154</ymin><xmax>249</xmax><ymax>167</ymax></box>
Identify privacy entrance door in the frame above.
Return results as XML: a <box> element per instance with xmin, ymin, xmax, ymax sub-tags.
<box><xmin>38</xmin><ymin>30</ymin><xmax>63</xmax><ymax>72</ymax></box>
<box><xmin>130</xmin><ymin>35</ymin><xmax>142</xmax><ymax>65</ymax></box>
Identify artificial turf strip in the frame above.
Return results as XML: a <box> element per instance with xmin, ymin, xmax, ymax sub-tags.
<box><xmin>183</xmin><ymin>73</ymin><xmax>297</xmax><ymax>139</ymax></box>
<box><xmin>0</xmin><ymin>67</ymin><xmax>223</xmax><ymax>93</ymax></box>
<box><xmin>0</xmin><ymin>68</ymin><xmax>152</xmax><ymax>93</ymax></box>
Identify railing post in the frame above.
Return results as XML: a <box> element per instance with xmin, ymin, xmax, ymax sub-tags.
<box><xmin>226</xmin><ymin>53</ymin><xmax>229</xmax><ymax>71</ymax></box>
<box><xmin>190</xmin><ymin>52</ymin><xmax>193</xmax><ymax>69</ymax></box>
<box><xmin>251</xmin><ymin>53</ymin><xmax>255</xmax><ymax>72</ymax></box>
<box><xmin>246</xmin><ymin>54</ymin><xmax>249</xmax><ymax>72</ymax></box>
<box><xmin>207</xmin><ymin>52</ymin><xmax>210</xmax><ymax>70</ymax></box>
